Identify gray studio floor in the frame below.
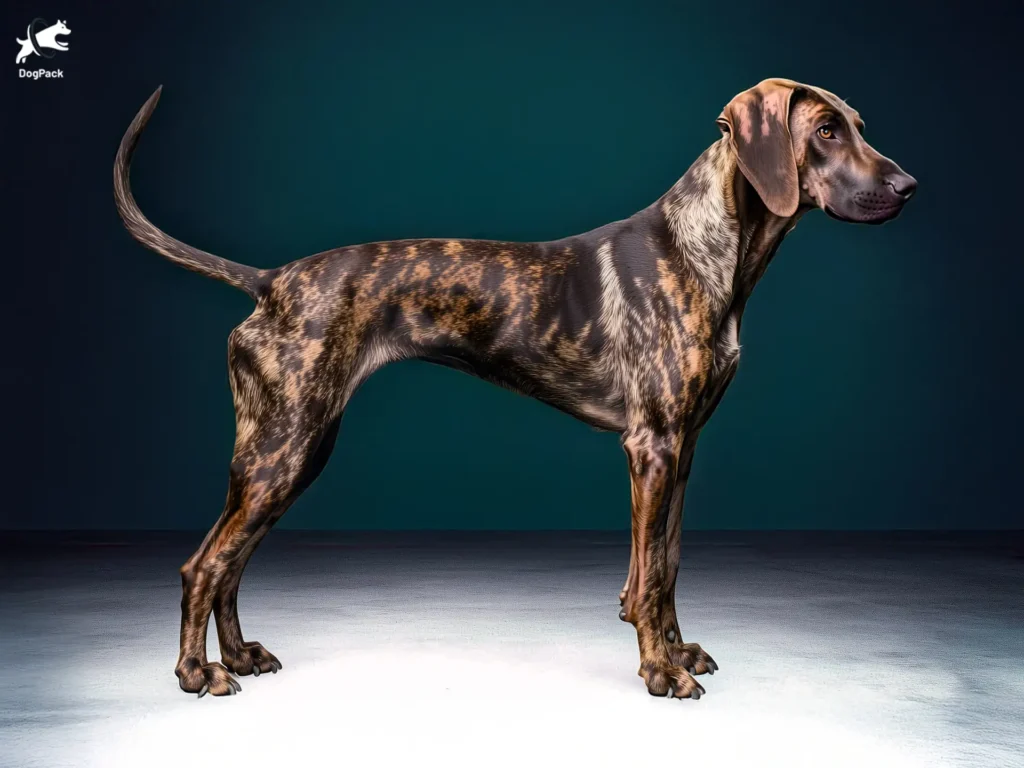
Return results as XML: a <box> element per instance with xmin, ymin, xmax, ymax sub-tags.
<box><xmin>1</xmin><ymin>531</ymin><xmax>1021</xmax><ymax>768</ymax></box>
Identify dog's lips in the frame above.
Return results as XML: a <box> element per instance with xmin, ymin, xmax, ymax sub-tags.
<box><xmin>852</xmin><ymin>190</ymin><xmax>906</xmax><ymax>220</ymax></box>
<box><xmin>825</xmin><ymin>198</ymin><xmax>904</xmax><ymax>225</ymax></box>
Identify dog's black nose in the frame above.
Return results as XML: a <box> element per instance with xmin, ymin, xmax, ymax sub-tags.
<box><xmin>885</xmin><ymin>172</ymin><xmax>917</xmax><ymax>199</ymax></box>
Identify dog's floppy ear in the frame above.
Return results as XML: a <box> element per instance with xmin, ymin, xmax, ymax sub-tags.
<box><xmin>716</xmin><ymin>79</ymin><xmax>800</xmax><ymax>217</ymax></box>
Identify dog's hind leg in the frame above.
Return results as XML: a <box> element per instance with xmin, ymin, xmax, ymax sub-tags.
<box><xmin>174</xmin><ymin>318</ymin><xmax>343</xmax><ymax>696</ymax></box>
<box><xmin>211</xmin><ymin>415</ymin><xmax>342</xmax><ymax>678</ymax></box>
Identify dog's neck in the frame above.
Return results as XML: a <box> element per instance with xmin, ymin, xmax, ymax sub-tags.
<box><xmin>657</xmin><ymin>138</ymin><xmax>801</xmax><ymax>321</ymax></box>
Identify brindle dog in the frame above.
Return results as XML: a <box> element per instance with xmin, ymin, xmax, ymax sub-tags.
<box><xmin>114</xmin><ymin>78</ymin><xmax>916</xmax><ymax>700</ymax></box>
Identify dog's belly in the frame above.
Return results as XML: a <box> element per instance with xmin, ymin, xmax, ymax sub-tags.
<box><xmin>415</xmin><ymin>346</ymin><xmax>627</xmax><ymax>432</ymax></box>
<box><xmin>404</xmin><ymin>284</ymin><xmax>626</xmax><ymax>431</ymax></box>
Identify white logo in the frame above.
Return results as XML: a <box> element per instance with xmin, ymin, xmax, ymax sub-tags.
<box><xmin>15</xmin><ymin>18</ymin><xmax>70</xmax><ymax>65</ymax></box>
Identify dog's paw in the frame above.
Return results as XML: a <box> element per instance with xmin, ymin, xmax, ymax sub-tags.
<box><xmin>176</xmin><ymin>659</ymin><xmax>242</xmax><ymax>697</ymax></box>
<box><xmin>222</xmin><ymin>641</ymin><xmax>282</xmax><ymax>677</ymax></box>
<box><xmin>638</xmin><ymin>662</ymin><xmax>706</xmax><ymax>700</ymax></box>
<box><xmin>665</xmin><ymin>636</ymin><xmax>718</xmax><ymax>675</ymax></box>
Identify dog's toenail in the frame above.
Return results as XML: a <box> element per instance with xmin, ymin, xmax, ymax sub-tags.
<box><xmin>691</xmin><ymin>688</ymin><xmax>701</xmax><ymax>700</ymax></box>
<box><xmin>618</xmin><ymin>609</ymin><xmax>627</xmax><ymax>621</ymax></box>
<box><xmin>197</xmin><ymin>684</ymin><xmax>208</xmax><ymax>698</ymax></box>
<box><xmin>688</xmin><ymin>666</ymin><xmax>696</xmax><ymax>675</ymax></box>
<box><xmin>253</xmin><ymin>667</ymin><xmax>260</xmax><ymax>677</ymax></box>
<box><xmin>666</xmin><ymin>629</ymin><xmax>676</xmax><ymax>642</ymax></box>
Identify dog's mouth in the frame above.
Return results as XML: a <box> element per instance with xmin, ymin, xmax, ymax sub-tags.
<box><xmin>53</xmin><ymin>32</ymin><xmax>69</xmax><ymax>48</ymax></box>
<box><xmin>824</xmin><ymin>194</ymin><xmax>906</xmax><ymax>225</ymax></box>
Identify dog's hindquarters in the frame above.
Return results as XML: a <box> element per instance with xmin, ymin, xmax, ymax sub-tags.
<box><xmin>175</xmin><ymin>296</ymin><xmax>347</xmax><ymax>692</ymax></box>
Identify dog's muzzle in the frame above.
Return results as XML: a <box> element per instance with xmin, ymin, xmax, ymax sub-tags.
<box><xmin>829</xmin><ymin>171</ymin><xmax>917</xmax><ymax>225</ymax></box>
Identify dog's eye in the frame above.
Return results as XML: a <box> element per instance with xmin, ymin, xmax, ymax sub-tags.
<box><xmin>817</xmin><ymin>125</ymin><xmax>835</xmax><ymax>140</ymax></box>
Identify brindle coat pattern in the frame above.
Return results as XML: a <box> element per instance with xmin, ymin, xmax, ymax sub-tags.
<box><xmin>114</xmin><ymin>78</ymin><xmax>916</xmax><ymax>699</ymax></box>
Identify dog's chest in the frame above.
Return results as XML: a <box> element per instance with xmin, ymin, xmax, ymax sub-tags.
<box><xmin>711</xmin><ymin>311</ymin><xmax>741</xmax><ymax>379</ymax></box>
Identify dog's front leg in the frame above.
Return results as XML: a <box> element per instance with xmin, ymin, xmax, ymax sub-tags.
<box><xmin>660</xmin><ymin>440</ymin><xmax>718</xmax><ymax>676</ymax></box>
<box><xmin>619</xmin><ymin>427</ymin><xmax>705</xmax><ymax>700</ymax></box>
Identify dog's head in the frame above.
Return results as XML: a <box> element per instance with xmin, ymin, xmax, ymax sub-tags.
<box><xmin>716</xmin><ymin>78</ymin><xmax>916</xmax><ymax>224</ymax></box>
<box><xmin>52</xmin><ymin>19</ymin><xmax>71</xmax><ymax>37</ymax></box>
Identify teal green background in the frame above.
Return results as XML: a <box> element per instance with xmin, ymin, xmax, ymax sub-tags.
<box><xmin>3</xmin><ymin>0</ymin><xmax>1021</xmax><ymax>529</ymax></box>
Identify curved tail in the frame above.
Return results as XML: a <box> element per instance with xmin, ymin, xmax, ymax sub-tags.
<box><xmin>114</xmin><ymin>87</ymin><xmax>263</xmax><ymax>299</ymax></box>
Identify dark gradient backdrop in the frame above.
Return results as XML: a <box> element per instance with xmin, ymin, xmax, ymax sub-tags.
<box><xmin>2</xmin><ymin>0</ymin><xmax>1021</xmax><ymax>530</ymax></box>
